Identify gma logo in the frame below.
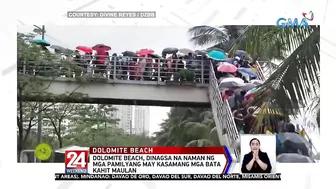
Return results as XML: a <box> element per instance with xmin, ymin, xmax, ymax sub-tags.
<box><xmin>276</xmin><ymin>18</ymin><xmax>309</xmax><ymax>28</ymax></box>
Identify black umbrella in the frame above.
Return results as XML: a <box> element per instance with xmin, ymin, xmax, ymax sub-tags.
<box><xmin>276</xmin><ymin>132</ymin><xmax>311</xmax><ymax>156</ymax></box>
<box><xmin>51</xmin><ymin>45</ymin><xmax>73</xmax><ymax>54</ymax></box>
<box><xmin>162</xmin><ymin>47</ymin><xmax>179</xmax><ymax>54</ymax></box>
<box><xmin>195</xmin><ymin>50</ymin><xmax>207</xmax><ymax>56</ymax></box>
<box><xmin>276</xmin><ymin>153</ymin><xmax>315</xmax><ymax>163</ymax></box>
<box><xmin>149</xmin><ymin>54</ymin><xmax>161</xmax><ymax>59</ymax></box>
<box><xmin>122</xmin><ymin>51</ymin><xmax>137</xmax><ymax>57</ymax></box>
<box><xmin>234</xmin><ymin>50</ymin><xmax>247</xmax><ymax>57</ymax></box>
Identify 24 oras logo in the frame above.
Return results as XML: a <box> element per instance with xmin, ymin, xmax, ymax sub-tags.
<box><xmin>302</xmin><ymin>11</ymin><xmax>314</xmax><ymax>21</ymax></box>
<box><xmin>276</xmin><ymin>11</ymin><xmax>314</xmax><ymax>28</ymax></box>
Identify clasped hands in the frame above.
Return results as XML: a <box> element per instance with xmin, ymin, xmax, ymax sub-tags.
<box><xmin>252</xmin><ymin>150</ymin><xmax>259</xmax><ymax>161</ymax></box>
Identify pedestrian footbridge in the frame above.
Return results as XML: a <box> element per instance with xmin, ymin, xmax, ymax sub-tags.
<box><xmin>22</xmin><ymin>77</ymin><xmax>210</xmax><ymax>107</ymax></box>
<box><xmin>18</xmin><ymin>58</ymin><xmax>266</xmax><ymax>160</ymax></box>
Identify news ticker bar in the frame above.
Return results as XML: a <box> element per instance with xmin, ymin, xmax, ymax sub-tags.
<box><xmin>55</xmin><ymin>173</ymin><xmax>281</xmax><ymax>181</ymax></box>
<box><xmin>67</xmin><ymin>11</ymin><xmax>156</xmax><ymax>18</ymax></box>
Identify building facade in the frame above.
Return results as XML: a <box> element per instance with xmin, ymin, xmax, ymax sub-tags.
<box><xmin>113</xmin><ymin>105</ymin><xmax>133</xmax><ymax>134</ymax></box>
<box><xmin>133</xmin><ymin>106</ymin><xmax>150</xmax><ymax>136</ymax></box>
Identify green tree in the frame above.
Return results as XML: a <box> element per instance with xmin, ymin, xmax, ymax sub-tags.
<box><xmin>42</xmin><ymin>103</ymin><xmax>83</xmax><ymax>148</ymax></box>
<box><xmin>17</xmin><ymin>32</ymin><xmax>84</xmax><ymax>161</ymax></box>
<box><xmin>188</xmin><ymin>25</ymin><xmax>247</xmax><ymax>52</ymax></box>
<box><xmin>188</xmin><ymin>25</ymin><xmax>320</xmax><ymax>122</ymax></box>
<box><xmin>61</xmin><ymin>104</ymin><xmax>154</xmax><ymax>147</ymax></box>
<box><xmin>232</xmin><ymin>26</ymin><xmax>320</xmax><ymax>117</ymax></box>
<box><xmin>154</xmin><ymin>108</ymin><xmax>220</xmax><ymax>147</ymax></box>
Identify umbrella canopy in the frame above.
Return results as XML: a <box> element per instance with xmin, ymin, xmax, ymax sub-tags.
<box><xmin>218</xmin><ymin>77</ymin><xmax>244</xmax><ymax>90</ymax></box>
<box><xmin>195</xmin><ymin>50</ymin><xmax>207</xmax><ymax>56</ymax></box>
<box><xmin>179</xmin><ymin>48</ymin><xmax>194</xmax><ymax>55</ymax></box>
<box><xmin>234</xmin><ymin>50</ymin><xmax>247</xmax><ymax>58</ymax></box>
<box><xmin>235</xmin><ymin>83</ymin><xmax>256</xmax><ymax>92</ymax></box>
<box><xmin>245</xmin><ymin>88</ymin><xmax>259</xmax><ymax>96</ymax></box>
<box><xmin>206</xmin><ymin>47</ymin><xmax>225</xmax><ymax>53</ymax></box>
<box><xmin>238</xmin><ymin>67</ymin><xmax>258</xmax><ymax>77</ymax></box>
<box><xmin>137</xmin><ymin>48</ymin><xmax>154</xmax><ymax>56</ymax></box>
<box><xmin>207</xmin><ymin>50</ymin><xmax>227</xmax><ymax>61</ymax></box>
<box><xmin>162</xmin><ymin>47</ymin><xmax>179</xmax><ymax>54</ymax></box>
<box><xmin>76</xmin><ymin>46</ymin><xmax>92</xmax><ymax>53</ymax></box>
<box><xmin>50</xmin><ymin>45</ymin><xmax>73</xmax><ymax>54</ymax></box>
<box><xmin>217</xmin><ymin>62</ymin><xmax>238</xmax><ymax>73</ymax></box>
<box><xmin>92</xmin><ymin>44</ymin><xmax>111</xmax><ymax>51</ymax></box>
<box><xmin>50</xmin><ymin>45</ymin><xmax>65</xmax><ymax>51</ymax></box>
<box><xmin>276</xmin><ymin>132</ymin><xmax>311</xmax><ymax>156</ymax></box>
<box><xmin>122</xmin><ymin>51</ymin><xmax>137</xmax><ymax>57</ymax></box>
<box><xmin>149</xmin><ymin>54</ymin><xmax>161</xmax><ymax>59</ymax></box>
<box><xmin>276</xmin><ymin>153</ymin><xmax>315</xmax><ymax>163</ymax></box>
<box><xmin>225</xmin><ymin>58</ymin><xmax>235</xmax><ymax>64</ymax></box>
<box><xmin>250</xmin><ymin>79</ymin><xmax>264</xmax><ymax>85</ymax></box>
<box><xmin>33</xmin><ymin>39</ymin><xmax>51</xmax><ymax>46</ymax></box>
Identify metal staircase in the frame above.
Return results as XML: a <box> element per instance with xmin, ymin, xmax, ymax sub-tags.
<box><xmin>208</xmin><ymin>61</ymin><xmax>265</xmax><ymax>160</ymax></box>
<box><xmin>208</xmin><ymin>62</ymin><xmax>240</xmax><ymax>159</ymax></box>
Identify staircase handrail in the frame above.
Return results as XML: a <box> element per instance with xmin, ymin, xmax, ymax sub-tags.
<box><xmin>208</xmin><ymin>61</ymin><xmax>240</xmax><ymax>159</ymax></box>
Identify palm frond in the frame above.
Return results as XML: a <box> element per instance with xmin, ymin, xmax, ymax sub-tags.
<box><xmin>236</xmin><ymin>26</ymin><xmax>319</xmax><ymax>116</ymax></box>
<box><xmin>188</xmin><ymin>25</ymin><xmax>230</xmax><ymax>46</ymax></box>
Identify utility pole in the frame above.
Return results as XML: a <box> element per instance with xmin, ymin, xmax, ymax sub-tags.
<box><xmin>33</xmin><ymin>25</ymin><xmax>46</xmax><ymax>158</ymax></box>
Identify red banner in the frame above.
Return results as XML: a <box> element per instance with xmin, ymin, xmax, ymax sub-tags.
<box><xmin>89</xmin><ymin>147</ymin><xmax>227</xmax><ymax>154</ymax></box>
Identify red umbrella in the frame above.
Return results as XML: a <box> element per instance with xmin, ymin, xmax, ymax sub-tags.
<box><xmin>92</xmin><ymin>44</ymin><xmax>111</xmax><ymax>51</ymax></box>
<box><xmin>137</xmin><ymin>49</ymin><xmax>154</xmax><ymax>56</ymax></box>
<box><xmin>76</xmin><ymin>46</ymin><xmax>92</xmax><ymax>53</ymax></box>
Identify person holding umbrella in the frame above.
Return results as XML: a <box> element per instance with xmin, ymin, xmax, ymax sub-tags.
<box><xmin>137</xmin><ymin>49</ymin><xmax>154</xmax><ymax>80</ymax></box>
<box><xmin>92</xmin><ymin>44</ymin><xmax>111</xmax><ymax>75</ymax></box>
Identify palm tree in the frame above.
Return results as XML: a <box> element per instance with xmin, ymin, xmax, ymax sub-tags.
<box><xmin>153</xmin><ymin>107</ymin><xmax>220</xmax><ymax>147</ymax></box>
<box><xmin>188</xmin><ymin>25</ymin><xmax>246</xmax><ymax>52</ymax></box>
<box><xmin>188</xmin><ymin>25</ymin><xmax>320</xmax><ymax>121</ymax></box>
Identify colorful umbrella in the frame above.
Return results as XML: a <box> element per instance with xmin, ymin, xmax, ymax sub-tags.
<box><xmin>92</xmin><ymin>44</ymin><xmax>111</xmax><ymax>51</ymax></box>
<box><xmin>76</xmin><ymin>46</ymin><xmax>92</xmax><ymax>53</ymax></box>
<box><xmin>238</xmin><ymin>67</ymin><xmax>258</xmax><ymax>77</ymax></box>
<box><xmin>33</xmin><ymin>39</ymin><xmax>50</xmax><ymax>46</ymax></box>
<box><xmin>207</xmin><ymin>50</ymin><xmax>227</xmax><ymax>61</ymax></box>
<box><xmin>206</xmin><ymin>47</ymin><xmax>225</xmax><ymax>53</ymax></box>
<box><xmin>137</xmin><ymin>48</ymin><xmax>154</xmax><ymax>56</ymax></box>
<box><xmin>217</xmin><ymin>62</ymin><xmax>238</xmax><ymax>73</ymax></box>
<box><xmin>244</xmin><ymin>88</ymin><xmax>259</xmax><ymax>99</ymax></box>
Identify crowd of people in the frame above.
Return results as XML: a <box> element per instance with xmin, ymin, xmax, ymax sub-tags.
<box><xmin>28</xmin><ymin>43</ymin><xmax>308</xmax><ymax>137</ymax></box>
<box><xmin>210</xmin><ymin>52</ymin><xmax>307</xmax><ymax>138</ymax></box>
<box><xmin>50</xmin><ymin>47</ymin><xmax>211</xmax><ymax>83</ymax></box>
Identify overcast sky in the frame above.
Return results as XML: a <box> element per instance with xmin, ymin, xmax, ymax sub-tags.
<box><xmin>17</xmin><ymin>25</ymin><xmax>208</xmax><ymax>135</ymax></box>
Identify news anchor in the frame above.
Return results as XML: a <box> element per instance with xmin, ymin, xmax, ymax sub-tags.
<box><xmin>241</xmin><ymin>138</ymin><xmax>272</xmax><ymax>173</ymax></box>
